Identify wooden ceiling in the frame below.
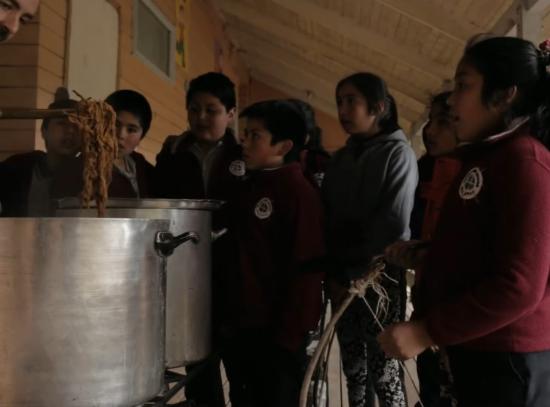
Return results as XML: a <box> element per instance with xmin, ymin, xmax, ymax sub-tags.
<box><xmin>213</xmin><ymin>0</ymin><xmax>521</xmax><ymax>134</ymax></box>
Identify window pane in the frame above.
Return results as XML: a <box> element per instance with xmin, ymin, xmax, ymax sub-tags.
<box><xmin>136</xmin><ymin>0</ymin><xmax>171</xmax><ymax>75</ymax></box>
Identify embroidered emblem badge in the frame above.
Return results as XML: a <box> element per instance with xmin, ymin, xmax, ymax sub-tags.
<box><xmin>229</xmin><ymin>160</ymin><xmax>246</xmax><ymax>177</ymax></box>
<box><xmin>313</xmin><ymin>172</ymin><xmax>325</xmax><ymax>187</ymax></box>
<box><xmin>459</xmin><ymin>167</ymin><xmax>484</xmax><ymax>200</ymax></box>
<box><xmin>254</xmin><ymin>197</ymin><xmax>273</xmax><ymax>220</ymax></box>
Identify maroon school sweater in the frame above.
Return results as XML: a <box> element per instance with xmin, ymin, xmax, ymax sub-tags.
<box><xmin>415</xmin><ymin>126</ymin><xmax>550</xmax><ymax>352</ymax></box>
<box><xmin>219</xmin><ymin>163</ymin><xmax>325</xmax><ymax>351</ymax></box>
<box><xmin>154</xmin><ymin>130</ymin><xmax>244</xmax><ymax>200</ymax></box>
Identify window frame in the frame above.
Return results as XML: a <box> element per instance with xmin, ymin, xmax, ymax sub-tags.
<box><xmin>132</xmin><ymin>0</ymin><xmax>176</xmax><ymax>81</ymax></box>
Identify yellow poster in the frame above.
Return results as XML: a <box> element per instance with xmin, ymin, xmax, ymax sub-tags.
<box><xmin>176</xmin><ymin>0</ymin><xmax>189</xmax><ymax>69</ymax></box>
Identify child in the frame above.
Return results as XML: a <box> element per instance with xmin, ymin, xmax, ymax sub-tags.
<box><xmin>50</xmin><ymin>89</ymin><xmax>155</xmax><ymax>200</ymax></box>
<box><xmin>105</xmin><ymin>89</ymin><xmax>155</xmax><ymax>198</ymax></box>
<box><xmin>0</xmin><ymin>96</ymin><xmax>80</xmax><ymax>216</ymax></box>
<box><xmin>322</xmin><ymin>73</ymin><xmax>417</xmax><ymax>407</ymax></box>
<box><xmin>154</xmin><ymin>72</ymin><xmax>242</xmax><ymax>407</ymax></box>
<box><xmin>391</xmin><ymin>92</ymin><xmax>461</xmax><ymax>407</ymax></box>
<box><xmin>287</xmin><ymin>98</ymin><xmax>330</xmax><ymax>188</ymax></box>
<box><xmin>380</xmin><ymin>37</ymin><xmax>550</xmax><ymax>407</ymax></box>
<box><xmin>219</xmin><ymin>100</ymin><xmax>325</xmax><ymax>407</ymax></box>
<box><xmin>155</xmin><ymin>72</ymin><xmax>244</xmax><ymax>200</ymax></box>
<box><xmin>410</xmin><ymin>92</ymin><xmax>460</xmax><ymax>241</ymax></box>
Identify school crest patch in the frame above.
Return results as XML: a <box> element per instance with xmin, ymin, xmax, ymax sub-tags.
<box><xmin>459</xmin><ymin>167</ymin><xmax>484</xmax><ymax>200</ymax></box>
<box><xmin>229</xmin><ymin>160</ymin><xmax>246</xmax><ymax>177</ymax></box>
<box><xmin>254</xmin><ymin>197</ymin><xmax>273</xmax><ymax>220</ymax></box>
<box><xmin>313</xmin><ymin>172</ymin><xmax>325</xmax><ymax>187</ymax></box>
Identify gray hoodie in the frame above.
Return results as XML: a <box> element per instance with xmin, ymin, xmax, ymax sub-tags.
<box><xmin>322</xmin><ymin>129</ymin><xmax>418</xmax><ymax>282</ymax></box>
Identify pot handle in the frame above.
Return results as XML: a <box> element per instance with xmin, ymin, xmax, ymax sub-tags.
<box><xmin>211</xmin><ymin>228</ymin><xmax>228</xmax><ymax>242</ymax></box>
<box><xmin>155</xmin><ymin>231</ymin><xmax>200</xmax><ymax>257</ymax></box>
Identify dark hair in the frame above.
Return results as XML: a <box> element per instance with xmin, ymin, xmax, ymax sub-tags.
<box><xmin>286</xmin><ymin>98</ymin><xmax>316</xmax><ymax>134</ymax></box>
<box><xmin>336</xmin><ymin>72</ymin><xmax>400</xmax><ymax>134</ymax></box>
<box><xmin>240</xmin><ymin>100</ymin><xmax>307</xmax><ymax>162</ymax></box>
<box><xmin>186</xmin><ymin>72</ymin><xmax>236</xmax><ymax>111</ymax></box>
<box><xmin>386</xmin><ymin>94</ymin><xmax>399</xmax><ymax>131</ymax></box>
<box><xmin>41</xmin><ymin>98</ymin><xmax>79</xmax><ymax>131</ymax></box>
<box><xmin>286</xmin><ymin>98</ymin><xmax>325</xmax><ymax>150</ymax></box>
<box><xmin>464</xmin><ymin>33</ymin><xmax>496</xmax><ymax>50</ymax></box>
<box><xmin>422</xmin><ymin>91</ymin><xmax>452</xmax><ymax>146</ymax></box>
<box><xmin>105</xmin><ymin>90</ymin><xmax>153</xmax><ymax>138</ymax></box>
<box><xmin>430</xmin><ymin>91</ymin><xmax>451</xmax><ymax>112</ymax></box>
<box><xmin>463</xmin><ymin>36</ymin><xmax>550</xmax><ymax>147</ymax></box>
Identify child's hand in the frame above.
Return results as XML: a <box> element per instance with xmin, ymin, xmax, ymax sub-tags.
<box><xmin>377</xmin><ymin>320</ymin><xmax>434</xmax><ymax>360</ymax></box>
<box><xmin>384</xmin><ymin>240</ymin><xmax>429</xmax><ymax>269</ymax></box>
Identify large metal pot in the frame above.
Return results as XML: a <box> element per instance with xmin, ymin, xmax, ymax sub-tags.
<box><xmin>56</xmin><ymin>198</ymin><xmax>223</xmax><ymax>368</ymax></box>
<box><xmin>0</xmin><ymin>217</ymin><xmax>198</xmax><ymax>406</ymax></box>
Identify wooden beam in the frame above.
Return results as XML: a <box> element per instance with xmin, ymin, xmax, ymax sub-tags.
<box><xmin>219</xmin><ymin>2</ymin><xmax>432</xmax><ymax>104</ymax></box>
<box><xmin>375</xmin><ymin>0</ymin><xmax>478</xmax><ymax>42</ymax></box>
<box><xmin>231</xmin><ymin>27</ymin><xmax>426</xmax><ymax>116</ymax></box>
<box><xmin>400</xmin><ymin>118</ymin><xmax>413</xmax><ymax>136</ymax></box>
<box><xmin>268</xmin><ymin>0</ymin><xmax>451</xmax><ymax>79</ymax></box>
<box><xmin>241</xmin><ymin>48</ymin><xmax>421</xmax><ymax>123</ymax></box>
<box><xmin>252</xmin><ymin>69</ymin><xmax>414</xmax><ymax>134</ymax></box>
<box><xmin>243</xmin><ymin>52</ymin><xmax>336</xmax><ymax>105</ymax></box>
<box><xmin>518</xmin><ymin>0</ymin><xmax>548</xmax><ymax>41</ymax></box>
<box><xmin>250</xmin><ymin>70</ymin><xmax>338</xmax><ymax>118</ymax></box>
<box><xmin>490</xmin><ymin>0</ymin><xmax>522</xmax><ymax>35</ymax></box>
<box><xmin>230</xmin><ymin>29</ymin><xmax>341</xmax><ymax>89</ymax></box>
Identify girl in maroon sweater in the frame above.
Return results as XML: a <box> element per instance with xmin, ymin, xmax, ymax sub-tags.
<box><xmin>381</xmin><ymin>37</ymin><xmax>550</xmax><ymax>406</ymax></box>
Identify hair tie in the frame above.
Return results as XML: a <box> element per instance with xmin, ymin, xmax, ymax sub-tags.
<box><xmin>540</xmin><ymin>39</ymin><xmax>550</xmax><ymax>52</ymax></box>
<box><xmin>538</xmin><ymin>40</ymin><xmax>550</xmax><ymax>68</ymax></box>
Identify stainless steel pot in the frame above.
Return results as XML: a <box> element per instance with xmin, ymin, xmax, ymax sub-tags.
<box><xmin>0</xmin><ymin>217</ymin><xmax>198</xmax><ymax>406</ymax></box>
<box><xmin>56</xmin><ymin>198</ymin><xmax>223</xmax><ymax>368</ymax></box>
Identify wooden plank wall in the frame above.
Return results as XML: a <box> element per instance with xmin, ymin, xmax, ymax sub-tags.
<box><xmin>114</xmin><ymin>0</ymin><xmax>187</xmax><ymax>163</ymax></box>
<box><xmin>35</xmin><ymin>0</ymin><xmax>68</xmax><ymax>150</ymax></box>
<box><xmin>0</xmin><ymin>0</ymin><xmax>250</xmax><ymax>163</ymax></box>
<box><xmin>113</xmin><ymin>0</ymin><xmax>250</xmax><ymax>163</ymax></box>
<box><xmin>0</xmin><ymin>7</ymin><xmax>39</xmax><ymax>159</ymax></box>
<box><xmin>0</xmin><ymin>0</ymin><xmax>67</xmax><ymax>158</ymax></box>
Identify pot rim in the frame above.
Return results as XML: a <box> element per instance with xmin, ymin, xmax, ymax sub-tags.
<box><xmin>56</xmin><ymin>198</ymin><xmax>224</xmax><ymax>211</ymax></box>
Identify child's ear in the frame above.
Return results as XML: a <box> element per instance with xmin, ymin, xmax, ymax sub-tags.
<box><xmin>371</xmin><ymin>101</ymin><xmax>385</xmax><ymax>117</ymax></box>
<box><xmin>227</xmin><ymin>107</ymin><xmax>237</xmax><ymax>122</ymax></box>
<box><xmin>277</xmin><ymin>139</ymin><xmax>294</xmax><ymax>157</ymax></box>
<box><xmin>491</xmin><ymin>86</ymin><xmax>518</xmax><ymax>110</ymax></box>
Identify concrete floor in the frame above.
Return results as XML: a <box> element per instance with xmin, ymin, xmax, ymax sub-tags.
<box><xmin>171</xmin><ymin>274</ymin><xmax>421</xmax><ymax>406</ymax></box>
<box><xmin>168</xmin><ymin>338</ymin><xmax>420</xmax><ymax>407</ymax></box>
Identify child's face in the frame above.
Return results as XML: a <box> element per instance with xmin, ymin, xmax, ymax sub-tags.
<box><xmin>448</xmin><ymin>59</ymin><xmax>504</xmax><ymax>143</ymax></box>
<box><xmin>0</xmin><ymin>0</ymin><xmax>39</xmax><ymax>42</ymax></box>
<box><xmin>240</xmin><ymin>118</ymin><xmax>290</xmax><ymax>170</ymax></box>
<box><xmin>42</xmin><ymin>117</ymin><xmax>81</xmax><ymax>157</ymax></box>
<box><xmin>116</xmin><ymin>111</ymin><xmax>143</xmax><ymax>156</ymax></box>
<box><xmin>187</xmin><ymin>92</ymin><xmax>235</xmax><ymax>143</ymax></box>
<box><xmin>423</xmin><ymin>104</ymin><xmax>458</xmax><ymax>157</ymax></box>
<box><xmin>336</xmin><ymin>83</ymin><xmax>379</xmax><ymax>136</ymax></box>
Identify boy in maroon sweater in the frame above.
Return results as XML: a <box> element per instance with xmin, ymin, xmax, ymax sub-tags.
<box><xmin>155</xmin><ymin>72</ymin><xmax>244</xmax><ymax>200</ymax></box>
<box><xmin>219</xmin><ymin>100</ymin><xmax>325</xmax><ymax>407</ymax></box>
<box><xmin>105</xmin><ymin>89</ymin><xmax>155</xmax><ymax>198</ymax></box>
<box><xmin>155</xmin><ymin>72</ymin><xmax>242</xmax><ymax>407</ymax></box>
<box><xmin>0</xmin><ymin>97</ymin><xmax>80</xmax><ymax>216</ymax></box>
<box><xmin>51</xmin><ymin>90</ymin><xmax>156</xmax><ymax>200</ymax></box>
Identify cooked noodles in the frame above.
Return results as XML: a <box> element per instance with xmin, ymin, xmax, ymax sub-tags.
<box><xmin>68</xmin><ymin>92</ymin><xmax>118</xmax><ymax>217</ymax></box>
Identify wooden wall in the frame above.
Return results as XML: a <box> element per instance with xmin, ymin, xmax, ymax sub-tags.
<box><xmin>0</xmin><ymin>0</ymin><xmax>67</xmax><ymax>158</ymax></box>
<box><xmin>0</xmin><ymin>0</ymin><xmax>251</xmax><ymax>162</ymax></box>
